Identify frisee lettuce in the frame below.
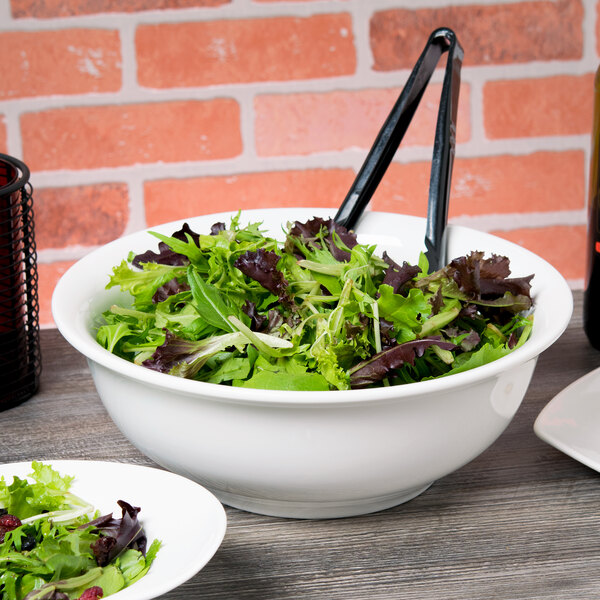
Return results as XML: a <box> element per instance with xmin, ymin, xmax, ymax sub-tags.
<box><xmin>97</xmin><ymin>214</ymin><xmax>534</xmax><ymax>391</ymax></box>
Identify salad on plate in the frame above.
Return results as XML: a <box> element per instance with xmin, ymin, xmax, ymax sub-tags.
<box><xmin>0</xmin><ymin>462</ymin><xmax>160</xmax><ymax>600</ymax></box>
<box><xmin>96</xmin><ymin>214</ymin><xmax>534</xmax><ymax>391</ymax></box>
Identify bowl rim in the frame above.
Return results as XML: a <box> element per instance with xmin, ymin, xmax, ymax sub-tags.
<box><xmin>51</xmin><ymin>208</ymin><xmax>574</xmax><ymax>406</ymax></box>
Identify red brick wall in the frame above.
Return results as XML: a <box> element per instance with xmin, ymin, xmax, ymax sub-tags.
<box><xmin>0</xmin><ymin>0</ymin><xmax>593</xmax><ymax>326</ymax></box>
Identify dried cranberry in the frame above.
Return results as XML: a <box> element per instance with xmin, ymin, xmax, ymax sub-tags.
<box><xmin>78</xmin><ymin>586</ymin><xmax>103</xmax><ymax>600</ymax></box>
<box><xmin>0</xmin><ymin>514</ymin><xmax>22</xmax><ymax>543</ymax></box>
<box><xmin>0</xmin><ymin>514</ymin><xmax>21</xmax><ymax>529</ymax></box>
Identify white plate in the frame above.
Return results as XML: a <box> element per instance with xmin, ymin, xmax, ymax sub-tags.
<box><xmin>0</xmin><ymin>460</ymin><xmax>227</xmax><ymax>599</ymax></box>
<box><xmin>534</xmin><ymin>367</ymin><xmax>600</xmax><ymax>472</ymax></box>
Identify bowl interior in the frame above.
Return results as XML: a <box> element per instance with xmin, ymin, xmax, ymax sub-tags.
<box><xmin>51</xmin><ymin>208</ymin><xmax>573</xmax><ymax>402</ymax></box>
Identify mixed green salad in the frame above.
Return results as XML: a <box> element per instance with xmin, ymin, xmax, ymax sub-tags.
<box><xmin>96</xmin><ymin>214</ymin><xmax>534</xmax><ymax>391</ymax></box>
<box><xmin>0</xmin><ymin>462</ymin><xmax>160</xmax><ymax>600</ymax></box>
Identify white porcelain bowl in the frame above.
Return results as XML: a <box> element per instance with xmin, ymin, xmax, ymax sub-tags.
<box><xmin>52</xmin><ymin>209</ymin><xmax>573</xmax><ymax>519</ymax></box>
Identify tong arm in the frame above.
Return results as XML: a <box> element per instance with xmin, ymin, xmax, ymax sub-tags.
<box><xmin>334</xmin><ymin>28</ymin><xmax>464</xmax><ymax>273</ymax></box>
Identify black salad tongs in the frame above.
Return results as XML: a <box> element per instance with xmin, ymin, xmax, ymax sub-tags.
<box><xmin>334</xmin><ymin>27</ymin><xmax>463</xmax><ymax>272</ymax></box>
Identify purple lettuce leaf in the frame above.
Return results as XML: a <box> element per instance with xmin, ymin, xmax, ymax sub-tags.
<box><xmin>234</xmin><ymin>248</ymin><xmax>293</xmax><ymax>305</ymax></box>
<box><xmin>459</xmin><ymin>303</ymin><xmax>479</xmax><ymax>319</ymax></box>
<box><xmin>416</xmin><ymin>252</ymin><xmax>534</xmax><ymax>316</ymax></box>
<box><xmin>85</xmin><ymin>500</ymin><xmax>146</xmax><ymax>567</ymax></box>
<box><xmin>344</xmin><ymin>313</ymin><xmax>370</xmax><ymax>341</ymax></box>
<box><xmin>448</xmin><ymin>251</ymin><xmax>533</xmax><ymax>303</ymax></box>
<box><xmin>286</xmin><ymin>217</ymin><xmax>358</xmax><ymax>262</ymax></box>
<box><xmin>132</xmin><ymin>223</ymin><xmax>200</xmax><ymax>267</ymax></box>
<box><xmin>152</xmin><ymin>277</ymin><xmax>190</xmax><ymax>303</ymax></box>
<box><xmin>142</xmin><ymin>331</ymin><xmax>202</xmax><ymax>373</ymax></box>
<box><xmin>378</xmin><ymin>318</ymin><xmax>397</xmax><ymax>349</ymax></box>
<box><xmin>349</xmin><ymin>337</ymin><xmax>456</xmax><ymax>389</ymax></box>
<box><xmin>429</xmin><ymin>287</ymin><xmax>444</xmax><ymax>315</ymax></box>
<box><xmin>382</xmin><ymin>251</ymin><xmax>421</xmax><ymax>294</ymax></box>
<box><xmin>478</xmin><ymin>275</ymin><xmax>534</xmax><ymax>298</ymax></box>
<box><xmin>142</xmin><ymin>329</ymin><xmax>248</xmax><ymax>378</ymax></box>
<box><xmin>210</xmin><ymin>222</ymin><xmax>226</xmax><ymax>235</ymax></box>
<box><xmin>443</xmin><ymin>326</ymin><xmax>481</xmax><ymax>351</ymax></box>
<box><xmin>242</xmin><ymin>301</ymin><xmax>283</xmax><ymax>333</ymax></box>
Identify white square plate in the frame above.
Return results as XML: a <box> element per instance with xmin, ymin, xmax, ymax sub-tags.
<box><xmin>534</xmin><ymin>367</ymin><xmax>600</xmax><ymax>472</ymax></box>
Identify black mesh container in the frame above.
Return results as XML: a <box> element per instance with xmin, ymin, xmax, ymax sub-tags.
<box><xmin>0</xmin><ymin>153</ymin><xmax>41</xmax><ymax>410</ymax></box>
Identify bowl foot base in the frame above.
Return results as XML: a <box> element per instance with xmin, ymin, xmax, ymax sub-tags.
<box><xmin>211</xmin><ymin>483</ymin><xmax>434</xmax><ymax>519</ymax></box>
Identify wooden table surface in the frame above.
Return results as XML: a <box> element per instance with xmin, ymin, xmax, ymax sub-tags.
<box><xmin>2</xmin><ymin>291</ymin><xmax>600</xmax><ymax>600</ymax></box>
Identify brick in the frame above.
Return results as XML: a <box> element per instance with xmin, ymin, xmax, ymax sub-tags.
<box><xmin>136</xmin><ymin>14</ymin><xmax>356</xmax><ymax>88</ymax></box>
<box><xmin>368</xmin><ymin>162</ymin><xmax>429</xmax><ymax>218</ymax></box>
<box><xmin>21</xmin><ymin>99</ymin><xmax>242</xmax><ymax>171</ymax></box>
<box><xmin>491</xmin><ymin>225</ymin><xmax>586</xmax><ymax>281</ymax></box>
<box><xmin>369</xmin><ymin>151</ymin><xmax>585</xmax><ymax>217</ymax></box>
<box><xmin>255</xmin><ymin>83</ymin><xmax>470</xmax><ymax>157</ymax></box>
<box><xmin>370</xmin><ymin>0</ymin><xmax>583</xmax><ymax>70</ymax></box>
<box><xmin>34</xmin><ymin>183</ymin><xmax>129</xmax><ymax>250</ymax></box>
<box><xmin>11</xmin><ymin>0</ymin><xmax>229</xmax><ymax>18</ymax></box>
<box><xmin>144</xmin><ymin>168</ymin><xmax>355</xmax><ymax>226</ymax></box>
<box><xmin>484</xmin><ymin>74</ymin><xmax>594</xmax><ymax>139</ymax></box>
<box><xmin>38</xmin><ymin>261</ymin><xmax>75</xmax><ymax>327</ymax></box>
<box><xmin>0</xmin><ymin>30</ymin><xmax>121</xmax><ymax>100</ymax></box>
